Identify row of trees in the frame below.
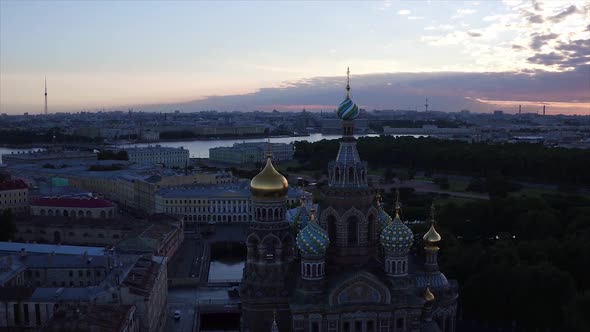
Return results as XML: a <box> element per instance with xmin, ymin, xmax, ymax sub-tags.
<box><xmin>434</xmin><ymin>193</ymin><xmax>590</xmax><ymax>331</ymax></box>
<box><xmin>0</xmin><ymin>128</ymin><xmax>101</xmax><ymax>145</ymax></box>
<box><xmin>293</xmin><ymin>136</ymin><xmax>590</xmax><ymax>185</ymax></box>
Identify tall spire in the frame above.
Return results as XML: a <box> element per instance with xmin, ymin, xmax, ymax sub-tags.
<box><xmin>346</xmin><ymin>66</ymin><xmax>350</xmax><ymax>97</ymax></box>
<box><xmin>425</xmin><ymin>98</ymin><xmax>429</xmax><ymax>112</ymax></box>
<box><xmin>44</xmin><ymin>77</ymin><xmax>48</xmax><ymax>115</ymax></box>
<box><xmin>394</xmin><ymin>188</ymin><xmax>401</xmax><ymax>218</ymax></box>
<box><xmin>271</xmin><ymin>310</ymin><xmax>279</xmax><ymax>332</ymax></box>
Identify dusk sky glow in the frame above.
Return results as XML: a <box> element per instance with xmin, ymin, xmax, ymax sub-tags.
<box><xmin>1</xmin><ymin>0</ymin><xmax>588</xmax><ymax>115</ymax></box>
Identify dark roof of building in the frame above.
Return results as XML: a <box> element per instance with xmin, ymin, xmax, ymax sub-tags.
<box><xmin>122</xmin><ymin>256</ymin><xmax>162</xmax><ymax>297</ymax></box>
<box><xmin>31</xmin><ymin>197</ymin><xmax>115</xmax><ymax>208</ymax></box>
<box><xmin>0</xmin><ymin>179</ymin><xmax>28</xmax><ymax>191</ymax></box>
<box><xmin>0</xmin><ymin>287</ymin><xmax>35</xmax><ymax>301</ymax></box>
<box><xmin>42</xmin><ymin>304</ymin><xmax>135</xmax><ymax>332</ymax></box>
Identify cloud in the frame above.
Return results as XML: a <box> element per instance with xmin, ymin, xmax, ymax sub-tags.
<box><xmin>467</xmin><ymin>31</ymin><xmax>482</xmax><ymax>37</ymax></box>
<box><xmin>512</xmin><ymin>44</ymin><xmax>525</xmax><ymax>50</ymax></box>
<box><xmin>548</xmin><ymin>5</ymin><xmax>578</xmax><ymax>23</ymax></box>
<box><xmin>408</xmin><ymin>16</ymin><xmax>424</xmax><ymax>20</ymax></box>
<box><xmin>532</xmin><ymin>0</ymin><xmax>542</xmax><ymax>12</ymax></box>
<box><xmin>453</xmin><ymin>8</ymin><xmax>477</xmax><ymax>19</ymax></box>
<box><xmin>152</xmin><ymin>69</ymin><xmax>590</xmax><ymax>115</ymax></box>
<box><xmin>529</xmin><ymin>33</ymin><xmax>559</xmax><ymax>50</ymax></box>
<box><xmin>398</xmin><ymin>9</ymin><xmax>411</xmax><ymax>15</ymax></box>
<box><xmin>527</xmin><ymin>52</ymin><xmax>564</xmax><ymax>66</ymax></box>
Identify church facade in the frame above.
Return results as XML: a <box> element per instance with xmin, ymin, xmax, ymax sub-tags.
<box><xmin>240</xmin><ymin>69</ymin><xmax>458</xmax><ymax>332</ymax></box>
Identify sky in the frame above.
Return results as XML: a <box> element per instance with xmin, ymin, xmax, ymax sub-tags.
<box><xmin>1</xmin><ymin>0</ymin><xmax>589</xmax><ymax>115</ymax></box>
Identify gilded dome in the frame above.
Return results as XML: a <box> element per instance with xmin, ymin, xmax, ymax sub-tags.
<box><xmin>380</xmin><ymin>212</ymin><xmax>414</xmax><ymax>253</ymax></box>
<box><xmin>423</xmin><ymin>287</ymin><xmax>435</xmax><ymax>302</ymax></box>
<box><xmin>423</xmin><ymin>224</ymin><xmax>441</xmax><ymax>245</ymax></box>
<box><xmin>250</xmin><ymin>157</ymin><xmax>288</xmax><ymax>198</ymax></box>
<box><xmin>423</xmin><ymin>205</ymin><xmax>442</xmax><ymax>245</ymax></box>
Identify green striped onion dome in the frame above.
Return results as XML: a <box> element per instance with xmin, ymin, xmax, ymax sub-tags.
<box><xmin>337</xmin><ymin>95</ymin><xmax>360</xmax><ymax>121</ymax></box>
<box><xmin>296</xmin><ymin>219</ymin><xmax>330</xmax><ymax>257</ymax></box>
<box><xmin>380</xmin><ymin>213</ymin><xmax>414</xmax><ymax>253</ymax></box>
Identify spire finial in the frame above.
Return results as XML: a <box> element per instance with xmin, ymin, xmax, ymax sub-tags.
<box><xmin>266</xmin><ymin>137</ymin><xmax>272</xmax><ymax>158</ymax></box>
<box><xmin>394</xmin><ymin>189</ymin><xmax>401</xmax><ymax>217</ymax></box>
<box><xmin>346</xmin><ymin>66</ymin><xmax>350</xmax><ymax>97</ymax></box>
<box><xmin>430</xmin><ymin>203</ymin><xmax>436</xmax><ymax>225</ymax></box>
<box><xmin>310</xmin><ymin>203</ymin><xmax>316</xmax><ymax>222</ymax></box>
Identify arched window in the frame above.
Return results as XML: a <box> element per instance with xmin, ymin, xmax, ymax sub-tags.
<box><xmin>86</xmin><ymin>211</ymin><xmax>91</xmax><ymax>218</ymax></box>
<box><xmin>78</xmin><ymin>211</ymin><xmax>84</xmax><ymax>217</ymax></box>
<box><xmin>108</xmin><ymin>210</ymin><xmax>113</xmax><ymax>217</ymax></box>
<box><xmin>347</xmin><ymin>216</ymin><xmax>358</xmax><ymax>245</ymax></box>
<box><xmin>327</xmin><ymin>216</ymin><xmax>337</xmax><ymax>247</ymax></box>
<box><xmin>100</xmin><ymin>211</ymin><xmax>106</xmax><ymax>218</ymax></box>
<box><xmin>262</xmin><ymin>209</ymin><xmax>267</xmax><ymax>220</ymax></box>
<box><xmin>63</xmin><ymin>210</ymin><xmax>68</xmax><ymax>217</ymax></box>
<box><xmin>348</xmin><ymin>167</ymin><xmax>354</xmax><ymax>183</ymax></box>
<box><xmin>335</xmin><ymin>167</ymin><xmax>340</xmax><ymax>183</ymax></box>
<box><xmin>48</xmin><ymin>209</ymin><xmax>54</xmax><ymax>216</ymax></box>
<box><xmin>40</xmin><ymin>209</ymin><xmax>46</xmax><ymax>216</ymax></box>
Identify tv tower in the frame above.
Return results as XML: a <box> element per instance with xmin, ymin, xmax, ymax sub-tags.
<box><xmin>543</xmin><ymin>105</ymin><xmax>546</xmax><ymax>116</ymax></box>
<box><xmin>518</xmin><ymin>104</ymin><xmax>521</xmax><ymax>115</ymax></box>
<box><xmin>44</xmin><ymin>77</ymin><xmax>48</xmax><ymax>115</ymax></box>
<box><xmin>424</xmin><ymin>98</ymin><xmax>429</xmax><ymax>112</ymax></box>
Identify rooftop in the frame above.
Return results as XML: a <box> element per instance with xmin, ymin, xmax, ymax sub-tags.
<box><xmin>0</xmin><ymin>179</ymin><xmax>28</xmax><ymax>191</ymax></box>
<box><xmin>31</xmin><ymin>196</ymin><xmax>115</xmax><ymax>208</ymax></box>
<box><xmin>43</xmin><ymin>304</ymin><xmax>135</xmax><ymax>332</ymax></box>
<box><xmin>122</xmin><ymin>256</ymin><xmax>163</xmax><ymax>297</ymax></box>
<box><xmin>157</xmin><ymin>181</ymin><xmax>306</xmax><ymax>198</ymax></box>
<box><xmin>0</xmin><ymin>241</ymin><xmax>105</xmax><ymax>256</ymax></box>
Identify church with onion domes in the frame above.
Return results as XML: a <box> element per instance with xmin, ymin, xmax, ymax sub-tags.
<box><xmin>240</xmin><ymin>68</ymin><xmax>458</xmax><ymax>332</ymax></box>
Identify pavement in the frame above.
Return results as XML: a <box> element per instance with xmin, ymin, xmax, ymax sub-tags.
<box><xmin>165</xmin><ymin>303</ymin><xmax>196</xmax><ymax>332</ymax></box>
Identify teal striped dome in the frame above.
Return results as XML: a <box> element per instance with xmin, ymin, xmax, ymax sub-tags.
<box><xmin>337</xmin><ymin>95</ymin><xmax>360</xmax><ymax>121</ymax></box>
<box><xmin>296</xmin><ymin>217</ymin><xmax>329</xmax><ymax>257</ymax></box>
<box><xmin>381</xmin><ymin>213</ymin><xmax>413</xmax><ymax>253</ymax></box>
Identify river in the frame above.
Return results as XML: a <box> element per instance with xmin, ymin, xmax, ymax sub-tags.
<box><xmin>116</xmin><ymin>133</ymin><xmax>380</xmax><ymax>158</ymax></box>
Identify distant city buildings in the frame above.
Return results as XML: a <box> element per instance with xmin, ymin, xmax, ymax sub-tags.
<box><xmin>124</xmin><ymin>145</ymin><xmax>189</xmax><ymax>168</ymax></box>
<box><xmin>209</xmin><ymin>142</ymin><xmax>294</xmax><ymax>165</ymax></box>
<box><xmin>155</xmin><ymin>182</ymin><xmax>308</xmax><ymax>225</ymax></box>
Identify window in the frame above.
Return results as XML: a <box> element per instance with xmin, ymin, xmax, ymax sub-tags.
<box><xmin>311</xmin><ymin>322</ymin><xmax>320</xmax><ymax>332</ymax></box>
<box><xmin>69</xmin><ymin>271</ymin><xmax>73</xmax><ymax>277</ymax></box>
<box><xmin>396</xmin><ymin>318</ymin><xmax>404</xmax><ymax>329</ymax></box>
<box><xmin>78</xmin><ymin>270</ymin><xmax>83</xmax><ymax>277</ymax></box>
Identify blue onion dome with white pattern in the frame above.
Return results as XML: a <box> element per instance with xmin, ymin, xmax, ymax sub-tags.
<box><xmin>296</xmin><ymin>207</ymin><xmax>330</xmax><ymax>257</ymax></box>
<box><xmin>381</xmin><ymin>211</ymin><xmax>414</xmax><ymax>253</ymax></box>
<box><xmin>375</xmin><ymin>193</ymin><xmax>392</xmax><ymax>234</ymax></box>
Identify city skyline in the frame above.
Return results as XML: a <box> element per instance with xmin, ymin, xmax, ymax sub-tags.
<box><xmin>1</xmin><ymin>0</ymin><xmax>589</xmax><ymax>115</ymax></box>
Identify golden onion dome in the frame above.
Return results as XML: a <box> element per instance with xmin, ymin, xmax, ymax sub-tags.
<box><xmin>423</xmin><ymin>224</ymin><xmax>441</xmax><ymax>245</ymax></box>
<box><xmin>250</xmin><ymin>157</ymin><xmax>288</xmax><ymax>198</ymax></box>
<box><xmin>423</xmin><ymin>287</ymin><xmax>435</xmax><ymax>302</ymax></box>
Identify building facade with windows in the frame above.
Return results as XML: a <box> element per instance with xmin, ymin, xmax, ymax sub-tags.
<box><xmin>0</xmin><ymin>179</ymin><xmax>29</xmax><ymax>216</ymax></box>
<box><xmin>155</xmin><ymin>182</ymin><xmax>308</xmax><ymax>224</ymax></box>
<box><xmin>30</xmin><ymin>196</ymin><xmax>116</xmax><ymax>219</ymax></box>
<box><xmin>209</xmin><ymin>142</ymin><xmax>294</xmax><ymax>165</ymax></box>
<box><xmin>124</xmin><ymin>145</ymin><xmax>189</xmax><ymax>168</ymax></box>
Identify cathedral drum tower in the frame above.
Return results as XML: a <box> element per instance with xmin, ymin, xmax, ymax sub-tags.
<box><xmin>240</xmin><ymin>154</ymin><xmax>295</xmax><ymax>331</ymax></box>
<box><xmin>319</xmin><ymin>67</ymin><xmax>379</xmax><ymax>265</ymax></box>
